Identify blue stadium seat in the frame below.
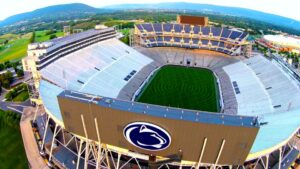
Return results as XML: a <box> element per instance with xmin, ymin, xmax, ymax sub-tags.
<box><xmin>164</xmin><ymin>36</ymin><xmax>172</xmax><ymax>42</ymax></box>
<box><xmin>184</xmin><ymin>38</ymin><xmax>190</xmax><ymax>43</ymax></box>
<box><xmin>192</xmin><ymin>39</ymin><xmax>199</xmax><ymax>45</ymax></box>
<box><xmin>221</xmin><ymin>28</ymin><xmax>231</xmax><ymax>38</ymax></box>
<box><xmin>211</xmin><ymin>40</ymin><xmax>219</xmax><ymax>46</ymax></box>
<box><xmin>174</xmin><ymin>24</ymin><xmax>183</xmax><ymax>33</ymax></box>
<box><xmin>202</xmin><ymin>39</ymin><xmax>209</xmax><ymax>45</ymax></box>
<box><xmin>136</xmin><ymin>25</ymin><xmax>144</xmax><ymax>32</ymax></box>
<box><xmin>142</xmin><ymin>24</ymin><xmax>154</xmax><ymax>32</ymax></box>
<box><xmin>212</xmin><ymin>27</ymin><xmax>222</xmax><ymax>37</ymax></box>
<box><xmin>193</xmin><ymin>26</ymin><xmax>200</xmax><ymax>34</ymax></box>
<box><xmin>163</xmin><ymin>23</ymin><xmax>173</xmax><ymax>32</ymax></box>
<box><xmin>229</xmin><ymin>31</ymin><xmax>242</xmax><ymax>40</ymax></box>
<box><xmin>202</xmin><ymin>27</ymin><xmax>210</xmax><ymax>35</ymax></box>
<box><xmin>153</xmin><ymin>23</ymin><xmax>163</xmax><ymax>33</ymax></box>
<box><xmin>174</xmin><ymin>37</ymin><xmax>181</xmax><ymax>42</ymax></box>
<box><xmin>184</xmin><ymin>24</ymin><xmax>191</xmax><ymax>33</ymax></box>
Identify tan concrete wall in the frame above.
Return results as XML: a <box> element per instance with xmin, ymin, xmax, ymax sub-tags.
<box><xmin>58</xmin><ymin>96</ymin><xmax>259</xmax><ymax>165</ymax></box>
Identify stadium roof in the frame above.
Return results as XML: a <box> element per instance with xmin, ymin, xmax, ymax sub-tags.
<box><xmin>264</xmin><ymin>35</ymin><xmax>300</xmax><ymax>49</ymax></box>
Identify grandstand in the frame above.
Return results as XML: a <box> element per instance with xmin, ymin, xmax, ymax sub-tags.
<box><xmin>134</xmin><ymin>23</ymin><xmax>248</xmax><ymax>56</ymax></box>
<box><xmin>40</xmin><ymin>38</ymin><xmax>153</xmax><ymax>98</ymax></box>
<box><xmin>21</xmin><ymin>21</ymin><xmax>300</xmax><ymax>169</ymax></box>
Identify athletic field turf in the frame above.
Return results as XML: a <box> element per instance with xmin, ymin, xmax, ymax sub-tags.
<box><xmin>137</xmin><ymin>65</ymin><xmax>220</xmax><ymax>112</ymax></box>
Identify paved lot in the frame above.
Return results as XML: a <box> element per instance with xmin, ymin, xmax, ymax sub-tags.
<box><xmin>20</xmin><ymin>107</ymin><xmax>49</xmax><ymax>169</ymax></box>
<box><xmin>0</xmin><ymin>99</ymin><xmax>31</xmax><ymax>113</ymax></box>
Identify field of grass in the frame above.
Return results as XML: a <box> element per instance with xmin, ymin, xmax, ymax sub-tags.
<box><xmin>137</xmin><ymin>65</ymin><xmax>220</xmax><ymax>112</ymax></box>
<box><xmin>119</xmin><ymin>28</ymin><xmax>131</xmax><ymax>45</ymax></box>
<box><xmin>0</xmin><ymin>33</ymin><xmax>32</xmax><ymax>63</ymax></box>
<box><xmin>34</xmin><ymin>30</ymin><xmax>64</xmax><ymax>42</ymax></box>
<box><xmin>11</xmin><ymin>91</ymin><xmax>29</xmax><ymax>102</ymax></box>
<box><xmin>0</xmin><ymin>126</ymin><xmax>28</xmax><ymax>169</ymax></box>
<box><xmin>0</xmin><ymin>109</ymin><xmax>28</xmax><ymax>169</ymax></box>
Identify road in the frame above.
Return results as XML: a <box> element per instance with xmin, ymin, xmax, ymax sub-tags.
<box><xmin>20</xmin><ymin>107</ymin><xmax>50</xmax><ymax>169</ymax></box>
<box><xmin>0</xmin><ymin>99</ymin><xmax>32</xmax><ymax>113</ymax></box>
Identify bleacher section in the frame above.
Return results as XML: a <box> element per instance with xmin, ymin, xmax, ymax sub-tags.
<box><xmin>244</xmin><ymin>56</ymin><xmax>300</xmax><ymax>113</ymax></box>
<box><xmin>224</xmin><ymin>55</ymin><xmax>300</xmax><ymax>116</ymax></box>
<box><xmin>40</xmin><ymin>38</ymin><xmax>153</xmax><ymax>98</ymax></box>
<box><xmin>31</xmin><ymin>28</ymin><xmax>116</xmax><ymax>70</ymax></box>
<box><xmin>223</xmin><ymin>62</ymin><xmax>273</xmax><ymax>116</ymax></box>
<box><xmin>135</xmin><ymin>23</ymin><xmax>248</xmax><ymax>56</ymax></box>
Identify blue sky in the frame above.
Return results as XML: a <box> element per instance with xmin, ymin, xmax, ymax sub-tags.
<box><xmin>0</xmin><ymin>0</ymin><xmax>299</xmax><ymax>21</ymax></box>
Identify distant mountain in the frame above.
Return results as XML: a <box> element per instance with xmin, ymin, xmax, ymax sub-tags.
<box><xmin>0</xmin><ymin>3</ymin><xmax>101</xmax><ymax>27</ymax></box>
<box><xmin>105</xmin><ymin>2</ymin><xmax>300</xmax><ymax>31</ymax></box>
<box><xmin>1</xmin><ymin>2</ymin><xmax>299</xmax><ymax>32</ymax></box>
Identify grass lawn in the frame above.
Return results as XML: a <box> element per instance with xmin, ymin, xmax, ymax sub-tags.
<box><xmin>12</xmin><ymin>91</ymin><xmax>29</xmax><ymax>102</ymax></box>
<box><xmin>0</xmin><ymin>33</ymin><xmax>32</xmax><ymax>63</ymax></box>
<box><xmin>0</xmin><ymin>127</ymin><xmax>28</xmax><ymax>169</ymax></box>
<box><xmin>34</xmin><ymin>30</ymin><xmax>64</xmax><ymax>43</ymax></box>
<box><xmin>0</xmin><ymin>109</ymin><xmax>28</xmax><ymax>169</ymax></box>
<box><xmin>137</xmin><ymin>65</ymin><xmax>220</xmax><ymax>112</ymax></box>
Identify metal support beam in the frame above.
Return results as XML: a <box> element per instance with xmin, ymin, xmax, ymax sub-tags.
<box><xmin>265</xmin><ymin>155</ymin><xmax>269</xmax><ymax>169</ymax></box>
<box><xmin>214</xmin><ymin>139</ymin><xmax>226</xmax><ymax>169</ymax></box>
<box><xmin>41</xmin><ymin>115</ymin><xmax>50</xmax><ymax>148</ymax></box>
<box><xmin>279</xmin><ymin>147</ymin><xmax>282</xmax><ymax>169</ymax></box>
<box><xmin>94</xmin><ymin>117</ymin><xmax>103</xmax><ymax>169</ymax></box>
<box><xmin>84</xmin><ymin>141</ymin><xmax>89</xmax><ymax>169</ymax></box>
<box><xmin>49</xmin><ymin>124</ymin><xmax>58</xmax><ymax>161</ymax></box>
<box><xmin>76</xmin><ymin>140</ymin><xmax>83</xmax><ymax>169</ymax></box>
<box><xmin>81</xmin><ymin>114</ymin><xmax>90</xmax><ymax>169</ymax></box>
<box><xmin>33</xmin><ymin>106</ymin><xmax>39</xmax><ymax>122</ymax></box>
<box><xmin>116</xmin><ymin>153</ymin><xmax>121</xmax><ymax>169</ymax></box>
<box><xmin>196</xmin><ymin>138</ymin><xmax>208</xmax><ymax>169</ymax></box>
<box><xmin>105</xmin><ymin>146</ymin><xmax>111</xmax><ymax>169</ymax></box>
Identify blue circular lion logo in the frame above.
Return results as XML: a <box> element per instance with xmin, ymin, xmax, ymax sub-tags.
<box><xmin>123</xmin><ymin>122</ymin><xmax>171</xmax><ymax>151</ymax></box>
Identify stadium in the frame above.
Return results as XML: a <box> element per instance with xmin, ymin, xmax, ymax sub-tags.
<box><xmin>22</xmin><ymin>16</ymin><xmax>300</xmax><ymax>169</ymax></box>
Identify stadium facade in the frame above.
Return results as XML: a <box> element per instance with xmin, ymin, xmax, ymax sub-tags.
<box><xmin>22</xmin><ymin>18</ymin><xmax>300</xmax><ymax>169</ymax></box>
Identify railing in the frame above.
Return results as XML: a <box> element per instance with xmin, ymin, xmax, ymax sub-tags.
<box><xmin>271</xmin><ymin>54</ymin><xmax>300</xmax><ymax>85</ymax></box>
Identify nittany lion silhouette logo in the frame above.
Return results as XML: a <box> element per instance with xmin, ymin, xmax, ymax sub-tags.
<box><xmin>123</xmin><ymin>122</ymin><xmax>171</xmax><ymax>151</ymax></box>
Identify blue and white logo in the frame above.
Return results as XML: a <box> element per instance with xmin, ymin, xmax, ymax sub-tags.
<box><xmin>123</xmin><ymin>122</ymin><xmax>171</xmax><ymax>151</ymax></box>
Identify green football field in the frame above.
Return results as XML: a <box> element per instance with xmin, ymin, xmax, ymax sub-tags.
<box><xmin>137</xmin><ymin>65</ymin><xmax>220</xmax><ymax>112</ymax></box>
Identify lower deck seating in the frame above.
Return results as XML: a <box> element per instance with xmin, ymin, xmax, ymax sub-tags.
<box><xmin>244</xmin><ymin>56</ymin><xmax>300</xmax><ymax>113</ymax></box>
<box><xmin>224</xmin><ymin>55</ymin><xmax>300</xmax><ymax>116</ymax></box>
<box><xmin>223</xmin><ymin>61</ymin><xmax>273</xmax><ymax>116</ymax></box>
<box><xmin>41</xmin><ymin>38</ymin><xmax>153</xmax><ymax>98</ymax></box>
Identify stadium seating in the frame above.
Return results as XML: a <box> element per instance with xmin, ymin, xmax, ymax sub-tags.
<box><xmin>244</xmin><ymin>56</ymin><xmax>300</xmax><ymax>113</ymax></box>
<box><xmin>136</xmin><ymin>23</ymin><xmax>248</xmax><ymax>56</ymax></box>
<box><xmin>224</xmin><ymin>55</ymin><xmax>300</xmax><ymax>115</ymax></box>
<box><xmin>40</xmin><ymin>38</ymin><xmax>153</xmax><ymax>98</ymax></box>
<box><xmin>223</xmin><ymin>61</ymin><xmax>273</xmax><ymax>116</ymax></box>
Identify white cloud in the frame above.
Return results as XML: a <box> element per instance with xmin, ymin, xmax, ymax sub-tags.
<box><xmin>0</xmin><ymin>0</ymin><xmax>299</xmax><ymax>21</ymax></box>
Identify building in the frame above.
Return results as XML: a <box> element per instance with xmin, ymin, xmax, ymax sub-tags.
<box><xmin>261</xmin><ymin>35</ymin><xmax>300</xmax><ymax>53</ymax></box>
<box><xmin>22</xmin><ymin>22</ymin><xmax>300</xmax><ymax>169</ymax></box>
<box><xmin>177</xmin><ymin>15</ymin><xmax>209</xmax><ymax>26</ymax></box>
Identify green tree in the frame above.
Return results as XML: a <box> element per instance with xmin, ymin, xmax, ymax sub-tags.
<box><xmin>4</xmin><ymin>61</ymin><xmax>11</xmax><ymax>68</ymax></box>
<box><xmin>2</xmin><ymin>79</ymin><xmax>10</xmax><ymax>89</ymax></box>
<box><xmin>30</xmin><ymin>31</ymin><xmax>35</xmax><ymax>43</ymax></box>
<box><xmin>0</xmin><ymin>64</ymin><xmax>5</xmax><ymax>71</ymax></box>
<box><xmin>49</xmin><ymin>34</ymin><xmax>57</xmax><ymax>39</ymax></box>
<box><xmin>16</xmin><ymin>69</ymin><xmax>24</xmax><ymax>77</ymax></box>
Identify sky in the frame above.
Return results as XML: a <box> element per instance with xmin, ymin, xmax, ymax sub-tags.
<box><xmin>0</xmin><ymin>0</ymin><xmax>299</xmax><ymax>21</ymax></box>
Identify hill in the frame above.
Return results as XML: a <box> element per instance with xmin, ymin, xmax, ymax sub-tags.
<box><xmin>0</xmin><ymin>3</ymin><xmax>101</xmax><ymax>27</ymax></box>
<box><xmin>105</xmin><ymin>2</ymin><xmax>300</xmax><ymax>31</ymax></box>
<box><xmin>0</xmin><ymin>2</ymin><xmax>299</xmax><ymax>33</ymax></box>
